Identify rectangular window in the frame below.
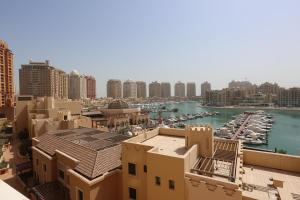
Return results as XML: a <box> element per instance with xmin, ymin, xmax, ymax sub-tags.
<box><xmin>128</xmin><ymin>163</ymin><xmax>136</xmax><ymax>175</ymax></box>
<box><xmin>143</xmin><ymin>165</ymin><xmax>147</xmax><ymax>173</ymax></box>
<box><xmin>169</xmin><ymin>180</ymin><xmax>175</xmax><ymax>190</ymax></box>
<box><xmin>58</xmin><ymin>169</ymin><xmax>64</xmax><ymax>181</ymax></box>
<box><xmin>155</xmin><ymin>176</ymin><xmax>161</xmax><ymax>186</ymax></box>
<box><xmin>77</xmin><ymin>188</ymin><xmax>84</xmax><ymax>200</ymax></box>
<box><xmin>43</xmin><ymin>164</ymin><xmax>46</xmax><ymax>172</ymax></box>
<box><xmin>128</xmin><ymin>187</ymin><xmax>136</xmax><ymax>200</ymax></box>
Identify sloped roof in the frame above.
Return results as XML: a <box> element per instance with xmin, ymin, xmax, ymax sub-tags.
<box><xmin>35</xmin><ymin>128</ymin><xmax>129</xmax><ymax>180</ymax></box>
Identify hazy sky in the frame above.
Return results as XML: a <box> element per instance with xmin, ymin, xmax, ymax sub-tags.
<box><xmin>1</xmin><ymin>0</ymin><xmax>300</xmax><ymax>97</ymax></box>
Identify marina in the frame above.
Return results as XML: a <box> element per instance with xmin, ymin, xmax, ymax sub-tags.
<box><xmin>215</xmin><ymin>110</ymin><xmax>274</xmax><ymax>145</ymax></box>
<box><xmin>145</xmin><ymin>101</ymin><xmax>300</xmax><ymax>155</ymax></box>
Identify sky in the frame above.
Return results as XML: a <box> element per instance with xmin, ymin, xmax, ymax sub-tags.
<box><xmin>1</xmin><ymin>0</ymin><xmax>300</xmax><ymax>97</ymax></box>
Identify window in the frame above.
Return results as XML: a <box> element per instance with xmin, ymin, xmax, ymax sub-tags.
<box><xmin>43</xmin><ymin>164</ymin><xmax>46</xmax><ymax>172</ymax></box>
<box><xmin>143</xmin><ymin>165</ymin><xmax>147</xmax><ymax>173</ymax></box>
<box><xmin>36</xmin><ymin>159</ymin><xmax>39</xmax><ymax>166</ymax></box>
<box><xmin>77</xmin><ymin>188</ymin><xmax>84</xmax><ymax>200</ymax></box>
<box><xmin>169</xmin><ymin>180</ymin><xmax>175</xmax><ymax>190</ymax></box>
<box><xmin>128</xmin><ymin>187</ymin><xmax>136</xmax><ymax>200</ymax></box>
<box><xmin>64</xmin><ymin>115</ymin><xmax>67</xmax><ymax>120</ymax></box>
<box><xmin>155</xmin><ymin>176</ymin><xmax>161</xmax><ymax>186</ymax></box>
<box><xmin>58</xmin><ymin>169</ymin><xmax>64</xmax><ymax>181</ymax></box>
<box><xmin>128</xmin><ymin>163</ymin><xmax>136</xmax><ymax>175</ymax></box>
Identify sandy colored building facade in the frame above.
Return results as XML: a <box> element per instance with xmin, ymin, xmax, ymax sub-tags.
<box><xmin>175</xmin><ymin>81</ymin><xmax>185</xmax><ymax>97</ymax></box>
<box><xmin>15</xmin><ymin>96</ymin><xmax>91</xmax><ymax>138</ymax></box>
<box><xmin>149</xmin><ymin>81</ymin><xmax>161</xmax><ymax>98</ymax></box>
<box><xmin>19</xmin><ymin>60</ymin><xmax>68</xmax><ymax>99</ymax></box>
<box><xmin>123</xmin><ymin>80</ymin><xmax>137</xmax><ymax>98</ymax></box>
<box><xmin>186</xmin><ymin>82</ymin><xmax>196</xmax><ymax>98</ymax></box>
<box><xmin>122</xmin><ymin>126</ymin><xmax>300</xmax><ymax>200</ymax></box>
<box><xmin>31</xmin><ymin>128</ymin><xmax>128</xmax><ymax>200</ymax></box>
<box><xmin>201</xmin><ymin>81</ymin><xmax>211</xmax><ymax>98</ymax></box>
<box><xmin>136</xmin><ymin>81</ymin><xmax>146</xmax><ymax>98</ymax></box>
<box><xmin>107</xmin><ymin>79</ymin><xmax>122</xmax><ymax>99</ymax></box>
<box><xmin>161</xmin><ymin>82</ymin><xmax>171</xmax><ymax>98</ymax></box>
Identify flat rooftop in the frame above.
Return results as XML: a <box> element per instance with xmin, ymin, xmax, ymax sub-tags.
<box><xmin>242</xmin><ymin>165</ymin><xmax>300</xmax><ymax>200</ymax></box>
<box><xmin>142</xmin><ymin>135</ymin><xmax>187</xmax><ymax>157</ymax></box>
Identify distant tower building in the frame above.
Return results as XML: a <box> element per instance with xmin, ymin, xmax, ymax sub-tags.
<box><xmin>19</xmin><ymin>60</ymin><xmax>68</xmax><ymax>99</ymax></box>
<box><xmin>174</xmin><ymin>81</ymin><xmax>185</xmax><ymax>97</ymax></box>
<box><xmin>68</xmin><ymin>70</ymin><xmax>81</xmax><ymax>100</ymax></box>
<box><xmin>107</xmin><ymin>79</ymin><xmax>122</xmax><ymax>98</ymax></box>
<box><xmin>68</xmin><ymin>70</ymin><xmax>87</xmax><ymax>100</ymax></box>
<box><xmin>86</xmin><ymin>75</ymin><xmax>96</xmax><ymax>99</ymax></box>
<box><xmin>123</xmin><ymin>80</ymin><xmax>137</xmax><ymax>98</ymax></box>
<box><xmin>149</xmin><ymin>81</ymin><xmax>161</xmax><ymax>97</ymax></box>
<box><xmin>80</xmin><ymin>75</ymin><xmax>87</xmax><ymax>99</ymax></box>
<box><xmin>186</xmin><ymin>82</ymin><xmax>196</xmax><ymax>98</ymax></box>
<box><xmin>136</xmin><ymin>81</ymin><xmax>146</xmax><ymax>98</ymax></box>
<box><xmin>0</xmin><ymin>40</ymin><xmax>14</xmax><ymax>108</ymax></box>
<box><xmin>161</xmin><ymin>82</ymin><xmax>171</xmax><ymax>98</ymax></box>
<box><xmin>201</xmin><ymin>81</ymin><xmax>211</xmax><ymax>97</ymax></box>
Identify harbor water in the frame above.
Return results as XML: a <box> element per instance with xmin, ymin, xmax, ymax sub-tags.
<box><xmin>150</xmin><ymin>101</ymin><xmax>300</xmax><ymax>155</ymax></box>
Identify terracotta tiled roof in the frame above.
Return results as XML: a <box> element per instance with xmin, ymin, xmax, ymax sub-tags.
<box><xmin>35</xmin><ymin>128</ymin><xmax>129</xmax><ymax>180</ymax></box>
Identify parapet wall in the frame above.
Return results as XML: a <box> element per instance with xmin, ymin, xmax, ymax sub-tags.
<box><xmin>243</xmin><ymin>149</ymin><xmax>300</xmax><ymax>173</ymax></box>
<box><xmin>185</xmin><ymin>172</ymin><xmax>242</xmax><ymax>200</ymax></box>
<box><xmin>159</xmin><ymin>127</ymin><xmax>186</xmax><ymax>137</ymax></box>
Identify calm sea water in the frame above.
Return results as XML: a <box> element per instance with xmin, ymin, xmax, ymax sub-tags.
<box><xmin>150</xmin><ymin>102</ymin><xmax>300</xmax><ymax>155</ymax></box>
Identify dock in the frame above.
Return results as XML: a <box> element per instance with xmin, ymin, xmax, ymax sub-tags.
<box><xmin>231</xmin><ymin>113</ymin><xmax>251</xmax><ymax>139</ymax></box>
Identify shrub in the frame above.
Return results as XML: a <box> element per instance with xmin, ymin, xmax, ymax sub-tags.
<box><xmin>18</xmin><ymin>129</ymin><xmax>29</xmax><ymax>140</ymax></box>
<box><xmin>18</xmin><ymin>139</ymin><xmax>32</xmax><ymax>157</ymax></box>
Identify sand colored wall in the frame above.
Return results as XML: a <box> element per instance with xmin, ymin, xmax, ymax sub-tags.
<box><xmin>89</xmin><ymin>171</ymin><xmax>122</xmax><ymax>200</ymax></box>
<box><xmin>147</xmin><ymin>151</ymin><xmax>186</xmax><ymax>200</ymax></box>
<box><xmin>122</xmin><ymin>142</ymin><xmax>153</xmax><ymax>200</ymax></box>
<box><xmin>15</xmin><ymin>100</ymin><xmax>30</xmax><ymax>133</ymax></box>
<box><xmin>159</xmin><ymin>127</ymin><xmax>186</xmax><ymax>137</ymax></box>
<box><xmin>185</xmin><ymin>126</ymin><xmax>214</xmax><ymax>157</ymax></box>
<box><xmin>185</xmin><ymin>172</ymin><xmax>242</xmax><ymax>200</ymax></box>
<box><xmin>183</xmin><ymin>145</ymin><xmax>198</xmax><ymax>172</ymax></box>
<box><xmin>54</xmin><ymin>100</ymin><xmax>81</xmax><ymax>115</ymax></box>
<box><xmin>243</xmin><ymin>149</ymin><xmax>300</xmax><ymax>173</ymax></box>
<box><xmin>32</xmin><ymin>147</ymin><xmax>57</xmax><ymax>184</ymax></box>
<box><xmin>69</xmin><ymin>169</ymin><xmax>122</xmax><ymax>200</ymax></box>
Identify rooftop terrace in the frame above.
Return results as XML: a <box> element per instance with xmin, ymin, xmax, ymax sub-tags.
<box><xmin>242</xmin><ymin>165</ymin><xmax>300</xmax><ymax>200</ymax></box>
<box><xmin>142</xmin><ymin>135</ymin><xmax>187</xmax><ymax>157</ymax></box>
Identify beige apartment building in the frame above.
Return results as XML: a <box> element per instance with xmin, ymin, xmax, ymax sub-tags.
<box><xmin>149</xmin><ymin>81</ymin><xmax>161</xmax><ymax>98</ymax></box>
<box><xmin>31</xmin><ymin>128</ymin><xmax>129</xmax><ymax>200</ymax></box>
<box><xmin>15</xmin><ymin>96</ymin><xmax>91</xmax><ymax>138</ymax></box>
<box><xmin>107</xmin><ymin>79</ymin><xmax>122</xmax><ymax>98</ymax></box>
<box><xmin>69</xmin><ymin>70</ymin><xmax>87</xmax><ymax>100</ymax></box>
<box><xmin>186</xmin><ymin>82</ymin><xmax>196</xmax><ymax>98</ymax></box>
<box><xmin>86</xmin><ymin>75</ymin><xmax>96</xmax><ymax>99</ymax></box>
<box><xmin>136</xmin><ymin>81</ymin><xmax>146</xmax><ymax>98</ymax></box>
<box><xmin>19</xmin><ymin>60</ymin><xmax>68</xmax><ymax>99</ymax></box>
<box><xmin>123</xmin><ymin>80</ymin><xmax>137</xmax><ymax>98</ymax></box>
<box><xmin>122</xmin><ymin>126</ymin><xmax>300</xmax><ymax>200</ymax></box>
<box><xmin>258</xmin><ymin>82</ymin><xmax>279</xmax><ymax>95</ymax></box>
<box><xmin>161</xmin><ymin>82</ymin><xmax>171</xmax><ymax>98</ymax></box>
<box><xmin>201</xmin><ymin>81</ymin><xmax>211</xmax><ymax>98</ymax></box>
<box><xmin>278</xmin><ymin>87</ymin><xmax>300</xmax><ymax>107</ymax></box>
<box><xmin>0</xmin><ymin>40</ymin><xmax>14</xmax><ymax>109</ymax></box>
<box><xmin>175</xmin><ymin>81</ymin><xmax>185</xmax><ymax>97</ymax></box>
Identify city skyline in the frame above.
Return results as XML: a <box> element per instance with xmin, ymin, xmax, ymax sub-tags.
<box><xmin>1</xmin><ymin>0</ymin><xmax>300</xmax><ymax>97</ymax></box>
